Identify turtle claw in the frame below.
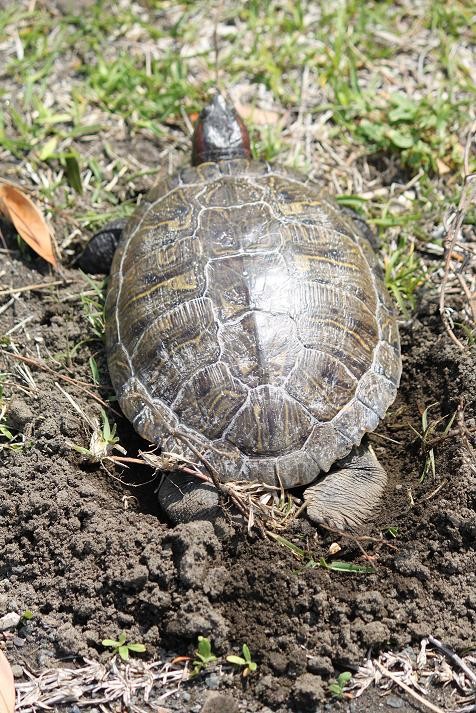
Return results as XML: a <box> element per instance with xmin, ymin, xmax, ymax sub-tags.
<box><xmin>304</xmin><ymin>443</ymin><xmax>387</xmax><ymax>531</ymax></box>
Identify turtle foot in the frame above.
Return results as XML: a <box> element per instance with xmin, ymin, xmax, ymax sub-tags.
<box><xmin>157</xmin><ymin>472</ymin><xmax>220</xmax><ymax>524</ymax></box>
<box><xmin>304</xmin><ymin>443</ymin><xmax>387</xmax><ymax>531</ymax></box>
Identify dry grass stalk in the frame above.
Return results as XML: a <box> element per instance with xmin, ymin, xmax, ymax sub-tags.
<box><xmin>348</xmin><ymin>639</ymin><xmax>476</xmax><ymax>713</ymax></box>
<box><xmin>439</xmin><ymin>122</ymin><xmax>476</xmax><ymax>350</ymax></box>
<box><xmin>0</xmin><ymin>347</ymin><xmax>122</xmax><ymax>416</ymax></box>
<box><xmin>15</xmin><ymin>656</ymin><xmax>188</xmax><ymax>712</ymax></box>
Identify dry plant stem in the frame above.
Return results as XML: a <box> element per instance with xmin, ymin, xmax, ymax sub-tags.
<box><xmin>0</xmin><ymin>279</ymin><xmax>67</xmax><ymax>297</ymax></box>
<box><xmin>439</xmin><ymin>123</ymin><xmax>476</xmax><ymax>349</ymax></box>
<box><xmin>0</xmin><ymin>348</ymin><xmax>122</xmax><ymax>417</ymax></box>
<box><xmin>456</xmin><ymin>398</ymin><xmax>476</xmax><ymax>465</ymax></box>
<box><xmin>15</xmin><ymin>656</ymin><xmax>188</xmax><ymax>710</ymax></box>
<box><xmin>374</xmin><ymin>661</ymin><xmax>446</xmax><ymax>713</ymax></box>
<box><xmin>319</xmin><ymin>523</ymin><xmax>399</xmax><ymax>551</ymax></box>
<box><xmin>109</xmin><ymin>452</ymin><xmax>296</xmax><ymax>535</ymax></box>
<box><xmin>419</xmin><ymin>480</ymin><xmax>447</xmax><ymax>502</ymax></box>
<box><xmin>428</xmin><ymin>635</ymin><xmax>476</xmax><ymax>688</ymax></box>
<box><xmin>456</xmin><ymin>273</ymin><xmax>476</xmax><ymax>324</ymax></box>
<box><xmin>107</xmin><ymin>454</ymin><xmax>213</xmax><ymax>483</ymax></box>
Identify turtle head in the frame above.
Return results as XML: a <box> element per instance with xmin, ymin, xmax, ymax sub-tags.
<box><xmin>191</xmin><ymin>93</ymin><xmax>251</xmax><ymax>166</ymax></box>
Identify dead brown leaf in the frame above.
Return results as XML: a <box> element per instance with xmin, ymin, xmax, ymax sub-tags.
<box><xmin>235</xmin><ymin>102</ymin><xmax>283</xmax><ymax>125</ymax></box>
<box><xmin>0</xmin><ymin>650</ymin><xmax>15</xmax><ymax>713</ymax></box>
<box><xmin>436</xmin><ymin>159</ymin><xmax>451</xmax><ymax>175</ymax></box>
<box><xmin>0</xmin><ymin>183</ymin><xmax>57</xmax><ymax>267</ymax></box>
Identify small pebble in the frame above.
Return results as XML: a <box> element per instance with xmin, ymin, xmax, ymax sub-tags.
<box><xmin>206</xmin><ymin>672</ymin><xmax>221</xmax><ymax>690</ymax></box>
<box><xmin>36</xmin><ymin>649</ymin><xmax>55</xmax><ymax>668</ymax></box>
<box><xmin>11</xmin><ymin>664</ymin><xmax>24</xmax><ymax>679</ymax></box>
<box><xmin>387</xmin><ymin>694</ymin><xmax>404</xmax><ymax>708</ymax></box>
<box><xmin>13</xmin><ymin>636</ymin><xmax>25</xmax><ymax>647</ymax></box>
<box><xmin>0</xmin><ymin>611</ymin><xmax>20</xmax><ymax>631</ymax></box>
<box><xmin>182</xmin><ymin>692</ymin><xmax>191</xmax><ymax>702</ymax></box>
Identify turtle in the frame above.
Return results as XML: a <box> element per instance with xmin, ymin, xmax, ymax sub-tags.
<box><xmin>81</xmin><ymin>93</ymin><xmax>401</xmax><ymax>530</ymax></box>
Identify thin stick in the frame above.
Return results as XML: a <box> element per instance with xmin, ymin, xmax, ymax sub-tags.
<box><xmin>439</xmin><ymin>122</ymin><xmax>476</xmax><ymax>350</ymax></box>
<box><xmin>419</xmin><ymin>480</ymin><xmax>447</xmax><ymax>502</ymax></box>
<box><xmin>428</xmin><ymin>635</ymin><xmax>476</xmax><ymax>688</ymax></box>
<box><xmin>172</xmin><ymin>430</ymin><xmax>255</xmax><ymax>523</ymax></box>
<box><xmin>456</xmin><ymin>273</ymin><xmax>476</xmax><ymax>324</ymax></box>
<box><xmin>0</xmin><ymin>349</ymin><xmax>122</xmax><ymax>417</ymax></box>
<box><xmin>107</xmin><ymin>454</ymin><xmax>212</xmax><ymax>483</ymax></box>
<box><xmin>318</xmin><ymin>523</ymin><xmax>399</xmax><ymax>551</ymax></box>
<box><xmin>0</xmin><ymin>279</ymin><xmax>67</xmax><ymax>297</ymax></box>
<box><xmin>0</xmin><ymin>297</ymin><xmax>14</xmax><ymax>315</ymax></box>
<box><xmin>374</xmin><ymin>661</ymin><xmax>446</xmax><ymax>713</ymax></box>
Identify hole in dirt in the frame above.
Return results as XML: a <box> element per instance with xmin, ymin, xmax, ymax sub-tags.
<box><xmin>108</xmin><ymin>415</ymin><xmax>166</xmax><ymax>520</ymax></box>
<box><xmin>365</xmin><ymin>152</ymin><xmax>414</xmax><ymax>186</ymax></box>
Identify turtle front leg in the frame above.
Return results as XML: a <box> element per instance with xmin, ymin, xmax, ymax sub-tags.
<box><xmin>77</xmin><ymin>219</ymin><xmax>127</xmax><ymax>274</ymax></box>
<box><xmin>304</xmin><ymin>443</ymin><xmax>387</xmax><ymax>531</ymax></box>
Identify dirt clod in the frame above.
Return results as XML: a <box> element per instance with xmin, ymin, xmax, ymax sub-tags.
<box><xmin>201</xmin><ymin>693</ymin><xmax>241</xmax><ymax>713</ymax></box>
<box><xmin>292</xmin><ymin>673</ymin><xmax>326</xmax><ymax>710</ymax></box>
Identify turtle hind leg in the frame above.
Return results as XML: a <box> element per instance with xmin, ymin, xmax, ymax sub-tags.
<box><xmin>157</xmin><ymin>472</ymin><xmax>220</xmax><ymax>524</ymax></box>
<box><xmin>77</xmin><ymin>218</ymin><xmax>126</xmax><ymax>274</ymax></box>
<box><xmin>304</xmin><ymin>443</ymin><xmax>387</xmax><ymax>531</ymax></box>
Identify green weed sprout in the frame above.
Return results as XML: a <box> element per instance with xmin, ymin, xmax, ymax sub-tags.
<box><xmin>227</xmin><ymin>644</ymin><xmax>258</xmax><ymax>677</ymax></box>
<box><xmin>20</xmin><ymin>609</ymin><xmax>33</xmax><ymax>624</ymax></box>
<box><xmin>72</xmin><ymin>409</ymin><xmax>122</xmax><ymax>460</ymax></box>
<box><xmin>328</xmin><ymin>671</ymin><xmax>352</xmax><ymax>698</ymax></box>
<box><xmin>102</xmin><ymin>631</ymin><xmax>146</xmax><ymax>661</ymax></box>
<box><xmin>191</xmin><ymin>636</ymin><xmax>217</xmax><ymax>676</ymax></box>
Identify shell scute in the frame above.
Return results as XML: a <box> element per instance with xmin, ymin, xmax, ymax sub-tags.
<box><xmin>172</xmin><ymin>362</ymin><xmax>248</xmax><ymax>439</ymax></box>
<box><xmin>286</xmin><ymin>349</ymin><xmax>358</xmax><ymax>421</ymax></box>
<box><xmin>226</xmin><ymin>384</ymin><xmax>313</xmax><ymax>457</ymax></box>
<box><xmin>132</xmin><ymin>297</ymin><xmax>219</xmax><ymax>403</ymax></box>
<box><xmin>219</xmin><ymin>311</ymin><xmax>302</xmax><ymax>388</ymax></box>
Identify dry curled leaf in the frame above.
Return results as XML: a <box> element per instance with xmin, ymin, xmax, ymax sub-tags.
<box><xmin>0</xmin><ymin>650</ymin><xmax>15</xmax><ymax>713</ymax></box>
<box><xmin>235</xmin><ymin>102</ymin><xmax>282</xmax><ymax>125</ymax></box>
<box><xmin>0</xmin><ymin>182</ymin><xmax>57</xmax><ymax>267</ymax></box>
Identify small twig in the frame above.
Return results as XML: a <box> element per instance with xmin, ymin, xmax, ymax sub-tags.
<box><xmin>107</xmin><ymin>454</ymin><xmax>212</xmax><ymax>483</ymax></box>
<box><xmin>428</xmin><ymin>636</ymin><xmax>476</xmax><ymax>688</ymax></box>
<box><xmin>369</xmin><ymin>431</ymin><xmax>403</xmax><ymax>445</ymax></box>
<box><xmin>1</xmin><ymin>349</ymin><xmax>98</xmax><ymax>389</ymax></box>
<box><xmin>419</xmin><ymin>479</ymin><xmax>448</xmax><ymax>502</ymax></box>
<box><xmin>0</xmin><ymin>279</ymin><xmax>67</xmax><ymax>297</ymax></box>
<box><xmin>456</xmin><ymin>273</ymin><xmax>476</xmax><ymax>324</ymax></box>
<box><xmin>318</xmin><ymin>523</ymin><xmax>399</xmax><ymax>551</ymax></box>
<box><xmin>438</xmin><ymin>122</ymin><xmax>476</xmax><ymax>349</ymax></box>
<box><xmin>0</xmin><ymin>297</ymin><xmax>15</xmax><ymax>315</ymax></box>
<box><xmin>374</xmin><ymin>661</ymin><xmax>446</xmax><ymax>713</ymax></box>
<box><xmin>0</xmin><ymin>348</ymin><xmax>121</xmax><ymax>417</ymax></box>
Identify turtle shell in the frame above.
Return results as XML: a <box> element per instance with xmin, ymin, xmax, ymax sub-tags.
<box><xmin>105</xmin><ymin>159</ymin><xmax>401</xmax><ymax>487</ymax></box>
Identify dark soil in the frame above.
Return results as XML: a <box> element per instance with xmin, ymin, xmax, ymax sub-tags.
<box><xmin>1</xmin><ymin>251</ymin><xmax>475</xmax><ymax>712</ymax></box>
